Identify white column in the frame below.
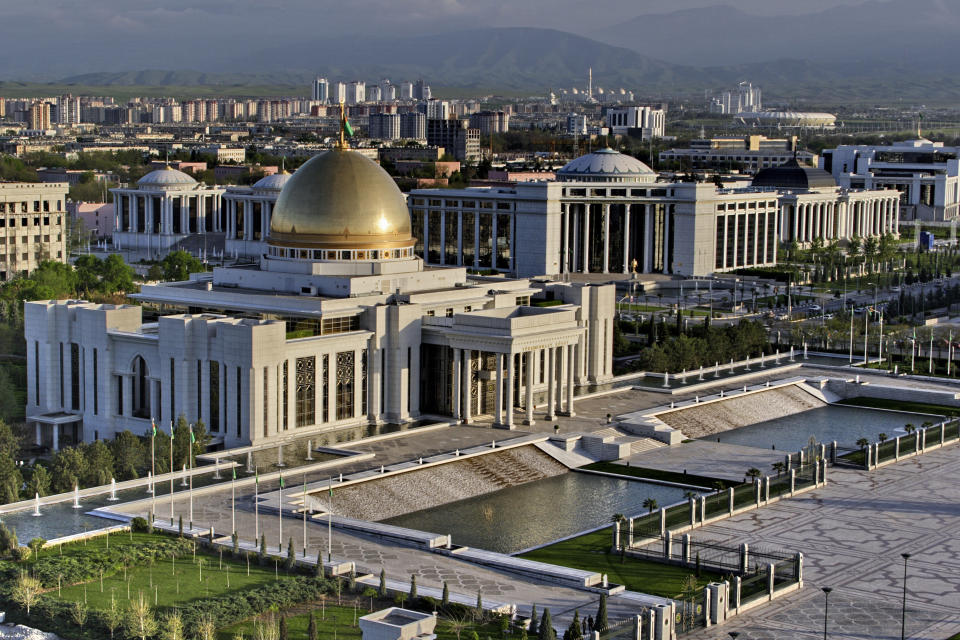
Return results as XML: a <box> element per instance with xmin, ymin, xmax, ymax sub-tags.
<box><xmin>582</xmin><ymin>206</ymin><xmax>590</xmax><ymax>272</ymax></box>
<box><xmin>494</xmin><ymin>353</ymin><xmax>503</xmax><ymax>425</ymax></box>
<box><xmin>524</xmin><ymin>352</ymin><xmax>535</xmax><ymax>425</ymax></box>
<box><xmin>566</xmin><ymin>344</ymin><xmax>576</xmax><ymax>416</ymax></box>
<box><xmin>505</xmin><ymin>353</ymin><xmax>515</xmax><ymax>428</ymax></box>
<box><xmin>562</xmin><ymin>206</ymin><xmax>570</xmax><ymax>273</ymax></box>
<box><xmin>461</xmin><ymin>349</ymin><xmax>472</xmax><ymax>424</ymax></box>
<box><xmin>545</xmin><ymin>347</ymin><xmax>556</xmax><ymax>421</ymax></box>
<box><xmin>557</xmin><ymin>344</ymin><xmax>566</xmax><ymax>415</ymax></box>
<box><xmin>602</xmin><ymin>203</ymin><xmax>610</xmax><ymax>273</ymax></box>
<box><xmin>451</xmin><ymin>348</ymin><xmax>461</xmax><ymax>421</ymax></box>
<box><xmin>623</xmin><ymin>206</ymin><xmax>631</xmax><ymax>274</ymax></box>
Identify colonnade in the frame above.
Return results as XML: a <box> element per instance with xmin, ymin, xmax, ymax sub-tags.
<box><xmin>563</xmin><ymin>202</ymin><xmax>667</xmax><ymax>274</ymax></box>
<box><xmin>114</xmin><ymin>192</ymin><xmax>224</xmax><ymax>235</ymax></box>
<box><xmin>782</xmin><ymin>196</ymin><xmax>900</xmax><ymax>244</ymax></box>
<box><xmin>450</xmin><ymin>344</ymin><xmax>577</xmax><ymax>429</ymax></box>
<box><xmin>224</xmin><ymin>197</ymin><xmax>274</xmax><ymax>242</ymax></box>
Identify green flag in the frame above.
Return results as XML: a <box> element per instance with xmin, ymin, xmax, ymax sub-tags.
<box><xmin>279</xmin><ymin>474</ymin><xmax>284</xmax><ymax>489</ymax></box>
<box><xmin>344</xmin><ymin>118</ymin><xmax>354</xmax><ymax>137</ymax></box>
<box><xmin>151</xmin><ymin>419</ymin><xmax>157</xmax><ymax>436</ymax></box>
<box><xmin>255</xmin><ymin>470</ymin><xmax>259</xmax><ymax>485</ymax></box>
<box><xmin>190</xmin><ymin>429</ymin><xmax>196</xmax><ymax>444</ymax></box>
<box><xmin>232</xmin><ymin>467</ymin><xmax>236</xmax><ymax>480</ymax></box>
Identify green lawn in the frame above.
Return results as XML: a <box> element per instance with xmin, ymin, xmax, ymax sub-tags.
<box><xmin>218</xmin><ymin>599</ymin><xmax>504</xmax><ymax>640</ymax></box>
<box><xmin>49</xmin><ymin>532</ymin><xmax>292</xmax><ymax>611</ymax></box>
<box><xmin>580</xmin><ymin>462</ymin><xmax>731</xmax><ymax>490</ymax></box>
<box><xmin>519</xmin><ymin>528</ymin><xmax>720</xmax><ymax>600</ymax></box>
<box><xmin>836</xmin><ymin>396</ymin><xmax>954</xmax><ymax>416</ymax></box>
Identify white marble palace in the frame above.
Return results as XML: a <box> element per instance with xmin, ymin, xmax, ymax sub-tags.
<box><xmin>26</xmin><ymin>148</ymin><xmax>614</xmax><ymax>450</ymax></box>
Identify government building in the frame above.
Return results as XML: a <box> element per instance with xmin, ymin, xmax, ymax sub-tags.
<box><xmin>410</xmin><ymin>148</ymin><xmax>899</xmax><ymax>278</ymax></box>
<box><xmin>25</xmin><ymin>149</ymin><xmax>613</xmax><ymax>450</ymax></box>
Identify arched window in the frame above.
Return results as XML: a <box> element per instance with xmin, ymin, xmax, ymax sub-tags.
<box><xmin>132</xmin><ymin>356</ymin><xmax>150</xmax><ymax>419</ymax></box>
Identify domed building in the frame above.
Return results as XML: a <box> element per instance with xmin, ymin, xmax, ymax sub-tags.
<box><xmin>222</xmin><ymin>170</ymin><xmax>292</xmax><ymax>259</ymax></box>
<box><xmin>110</xmin><ymin>165</ymin><xmax>225</xmax><ymax>257</ymax></box>
<box><xmin>28</xmin><ymin>148</ymin><xmax>613</xmax><ymax>449</ymax></box>
<box><xmin>751</xmin><ymin>158</ymin><xmax>900</xmax><ymax>246</ymax></box>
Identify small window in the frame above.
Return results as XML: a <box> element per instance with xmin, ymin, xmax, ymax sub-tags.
<box><xmin>445</xmin><ymin>308</ymin><xmax>454</xmax><ymax>317</ymax></box>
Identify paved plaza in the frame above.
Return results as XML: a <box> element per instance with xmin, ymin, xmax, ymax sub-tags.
<box><xmin>114</xmin><ymin>364</ymin><xmax>960</xmax><ymax>637</ymax></box>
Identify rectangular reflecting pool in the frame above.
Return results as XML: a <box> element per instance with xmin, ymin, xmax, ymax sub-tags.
<box><xmin>383</xmin><ymin>473</ymin><xmax>697</xmax><ymax>554</ymax></box>
<box><xmin>706</xmin><ymin>404</ymin><xmax>937</xmax><ymax>451</ymax></box>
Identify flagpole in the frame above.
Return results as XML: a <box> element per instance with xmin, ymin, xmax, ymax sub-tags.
<box><xmin>188</xmin><ymin>423</ymin><xmax>194</xmax><ymax>530</ymax></box>
<box><xmin>302</xmin><ymin>474</ymin><xmax>307</xmax><ymax>558</ymax></box>
<box><xmin>278</xmin><ymin>472</ymin><xmax>283</xmax><ymax>552</ymax></box>
<box><xmin>169</xmin><ymin>421</ymin><xmax>174</xmax><ymax>525</ymax></box>
<box><xmin>150</xmin><ymin>419</ymin><xmax>156</xmax><ymax>523</ymax></box>
<box><xmin>328</xmin><ymin>476</ymin><xmax>333</xmax><ymax>562</ymax></box>
<box><xmin>231</xmin><ymin>468</ymin><xmax>236</xmax><ymax>535</ymax></box>
<box><xmin>254</xmin><ymin>467</ymin><xmax>259</xmax><ymax>541</ymax></box>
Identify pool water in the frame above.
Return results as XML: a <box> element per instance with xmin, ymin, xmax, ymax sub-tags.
<box><xmin>383</xmin><ymin>472</ymin><xmax>697</xmax><ymax>554</ymax></box>
<box><xmin>706</xmin><ymin>405</ymin><xmax>936</xmax><ymax>451</ymax></box>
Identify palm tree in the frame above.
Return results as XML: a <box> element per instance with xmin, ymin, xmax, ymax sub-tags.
<box><xmin>745</xmin><ymin>467</ymin><xmax>762</xmax><ymax>480</ymax></box>
<box><xmin>878</xmin><ymin>433</ymin><xmax>888</xmax><ymax>443</ymax></box>
<box><xmin>711</xmin><ymin>481</ymin><xmax>726</xmax><ymax>505</ymax></box>
<box><xmin>642</xmin><ymin>497</ymin><xmax>658</xmax><ymax>514</ymax></box>
<box><xmin>904</xmin><ymin>424</ymin><xmax>915</xmax><ymax>434</ymax></box>
<box><xmin>856</xmin><ymin>437</ymin><xmax>870</xmax><ymax>450</ymax></box>
<box><xmin>443</xmin><ymin>616</ymin><xmax>472</xmax><ymax>640</ymax></box>
<box><xmin>771</xmin><ymin>461</ymin><xmax>786</xmax><ymax>477</ymax></box>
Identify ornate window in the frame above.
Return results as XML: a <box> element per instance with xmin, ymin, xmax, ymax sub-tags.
<box><xmin>296</xmin><ymin>356</ymin><xmax>315</xmax><ymax>427</ymax></box>
<box><xmin>336</xmin><ymin>351</ymin><xmax>355</xmax><ymax>420</ymax></box>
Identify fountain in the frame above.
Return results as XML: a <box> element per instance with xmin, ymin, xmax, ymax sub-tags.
<box><xmin>662</xmin><ymin>372</ymin><xmax>670</xmax><ymax>388</ymax></box>
<box><xmin>789</xmin><ymin>346</ymin><xmax>795</xmax><ymax>362</ymax></box>
<box><xmin>698</xmin><ymin>366</ymin><xmax>704</xmax><ymax>381</ymax></box>
<box><xmin>681</xmin><ymin>368</ymin><xmax>687</xmax><ymax>384</ymax></box>
<box><xmin>720</xmin><ymin>389</ymin><xmax>724</xmax><ymax>398</ymax></box>
<box><xmin>32</xmin><ymin>493</ymin><xmax>41</xmax><ymax>517</ymax></box>
<box><xmin>744</xmin><ymin>355</ymin><xmax>751</xmax><ymax>371</ymax></box>
<box><xmin>276</xmin><ymin>444</ymin><xmax>285</xmax><ymax>468</ymax></box>
<box><xmin>419</xmin><ymin>457</ymin><xmax>423</xmax><ymax>465</ymax></box>
<box><xmin>695</xmin><ymin>395</ymin><xmax>700</xmax><ymax>403</ymax></box>
<box><xmin>380</xmin><ymin>465</ymin><xmax>385</xmax><ymax>474</ymax></box>
<box><xmin>72</xmin><ymin>484</ymin><xmax>81</xmax><ymax>509</ymax></box>
<box><xmin>146</xmin><ymin>472</ymin><xmax>153</xmax><ymax>495</ymax></box>
<box><xmin>180</xmin><ymin>464</ymin><xmax>188</xmax><ymax>487</ymax></box>
<box><xmin>339</xmin><ymin>473</ymin><xmax>343</xmax><ymax>482</ymax></box>
<box><xmin>246</xmin><ymin>451</ymin><xmax>254</xmax><ymax>474</ymax></box>
<box><xmin>213</xmin><ymin>459</ymin><xmax>221</xmax><ymax>480</ymax></box>
<box><xmin>670</xmin><ymin>401</ymin><xmax>675</xmax><ymax>409</ymax></box>
<box><xmin>775</xmin><ymin>349</ymin><xmax>781</xmax><ymax>364</ymax></box>
<box><xmin>729</xmin><ymin>358</ymin><xmax>735</xmax><ymax>373</ymax></box>
<box><xmin>760</xmin><ymin>353</ymin><xmax>765</xmax><ymax>368</ymax></box>
<box><xmin>108</xmin><ymin>478</ymin><xmax>118</xmax><ymax>501</ymax></box>
<box><xmin>803</xmin><ymin>343</ymin><xmax>809</xmax><ymax>360</ymax></box>
<box><xmin>714</xmin><ymin>361</ymin><xmax>720</xmax><ymax>378</ymax></box>
<box><xmin>455</xmin><ymin>449</ymin><xmax>460</xmax><ymax>456</ymax></box>
<box><xmin>491</xmin><ymin>441</ymin><xmax>496</xmax><ymax>448</ymax></box>
<box><xmin>306</xmin><ymin>440</ymin><xmax>314</xmax><ymax>461</ymax></box>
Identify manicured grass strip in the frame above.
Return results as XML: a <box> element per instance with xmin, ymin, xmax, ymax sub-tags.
<box><xmin>520</xmin><ymin>528</ymin><xmax>720</xmax><ymax>600</ymax></box>
<box><xmin>836</xmin><ymin>397</ymin><xmax>955</xmax><ymax>416</ymax></box>
<box><xmin>580</xmin><ymin>462</ymin><xmax>732</xmax><ymax>489</ymax></box>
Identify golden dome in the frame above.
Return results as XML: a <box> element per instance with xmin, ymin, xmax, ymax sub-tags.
<box><xmin>268</xmin><ymin>148</ymin><xmax>413</xmax><ymax>250</ymax></box>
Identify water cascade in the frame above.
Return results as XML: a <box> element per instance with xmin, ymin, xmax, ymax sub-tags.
<box><xmin>32</xmin><ymin>493</ymin><xmax>41</xmax><ymax>517</ymax></box>
<box><xmin>108</xmin><ymin>478</ymin><xmax>118</xmax><ymax>501</ymax></box>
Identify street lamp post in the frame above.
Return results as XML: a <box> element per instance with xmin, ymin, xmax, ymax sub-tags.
<box><xmin>901</xmin><ymin>553</ymin><xmax>911</xmax><ymax>640</ymax></box>
<box><xmin>821</xmin><ymin>587</ymin><xmax>832</xmax><ymax>640</ymax></box>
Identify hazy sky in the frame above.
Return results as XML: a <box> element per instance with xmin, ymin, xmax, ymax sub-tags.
<box><xmin>0</xmin><ymin>0</ymin><xmax>877</xmax><ymax>78</ymax></box>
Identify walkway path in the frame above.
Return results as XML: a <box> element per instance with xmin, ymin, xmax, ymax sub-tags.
<box><xmin>682</xmin><ymin>447</ymin><xmax>960</xmax><ymax>640</ymax></box>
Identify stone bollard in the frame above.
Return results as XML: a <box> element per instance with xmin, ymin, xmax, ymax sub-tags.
<box><xmin>689</xmin><ymin>496</ymin><xmax>697</xmax><ymax>527</ymax></box>
<box><xmin>754</xmin><ymin>478</ymin><xmax>761</xmax><ymax>506</ymax></box>
<box><xmin>941</xmin><ymin>422</ymin><xmax>946</xmax><ymax>445</ymax></box>
<box><xmin>763</xmin><ymin>476</ymin><xmax>770</xmax><ymax>501</ymax></box>
<box><xmin>821</xmin><ymin>461</ymin><xmax>828</xmax><ymax>485</ymax></box>
<box><xmin>659</xmin><ymin>507</ymin><xmax>667</xmax><ymax>537</ymax></box>
<box><xmin>831</xmin><ymin>440</ymin><xmax>838</xmax><ymax>464</ymax></box>
<box><xmin>819</xmin><ymin>443</ymin><xmax>826</xmax><ymax>462</ymax></box>
<box><xmin>663</xmin><ymin>530</ymin><xmax>673</xmax><ymax>559</ymax></box>
<box><xmin>612</xmin><ymin>520</ymin><xmax>621</xmax><ymax>551</ymax></box>
<box><xmin>790</xmin><ymin>468</ymin><xmax>796</xmax><ymax>495</ymax></box>
<box><xmin>708</xmin><ymin>582</ymin><xmax>728</xmax><ymax>625</ymax></box>
<box><xmin>627</xmin><ymin>518</ymin><xmax>634</xmax><ymax>547</ymax></box>
<box><xmin>785</xmin><ymin>454</ymin><xmax>792</xmax><ymax>471</ymax></box>
<box><xmin>739</xmin><ymin>543</ymin><xmax>749</xmax><ymax>574</ymax></box>
<box><xmin>728</xmin><ymin>487</ymin><xmax>735</xmax><ymax>515</ymax></box>
<box><xmin>699</xmin><ymin>496</ymin><xmax>707</xmax><ymax>525</ymax></box>
<box><xmin>682</xmin><ymin>533</ymin><xmax>691</xmax><ymax>566</ymax></box>
<box><xmin>895</xmin><ymin>437</ymin><xmax>900</xmax><ymax>460</ymax></box>
<box><xmin>767</xmin><ymin>563</ymin><xmax>776</xmax><ymax>601</ymax></box>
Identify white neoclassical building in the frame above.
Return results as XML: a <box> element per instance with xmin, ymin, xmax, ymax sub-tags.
<box><xmin>222</xmin><ymin>172</ymin><xmax>291</xmax><ymax>260</ymax></box>
<box><xmin>751</xmin><ymin>159</ymin><xmax>900</xmax><ymax>246</ymax></box>
<box><xmin>26</xmin><ymin>148</ymin><xmax>614</xmax><ymax>449</ymax></box>
<box><xmin>110</xmin><ymin>166</ymin><xmax>225</xmax><ymax>256</ymax></box>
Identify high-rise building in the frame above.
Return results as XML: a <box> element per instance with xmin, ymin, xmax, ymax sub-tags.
<box><xmin>468</xmin><ymin>111</ymin><xmax>510</xmax><ymax>135</ymax></box>
<box><xmin>28</xmin><ymin>101</ymin><xmax>51</xmax><ymax>130</ymax></box>
<box><xmin>368</xmin><ymin>113</ymin><xmax>400</xmax><ymax>140</ymax></box>
<box><xmin>413</xmin><ymin>79</ymin><xmax>431</xmax><ymax>101</ymax></box>
<box><xmin>312</xmin><ymin>77</ymin><xmax>329</xmax><ymax>103</ymax></box>
<box><xmin>55</xmin><ymin>95</ymin><xmax>79</xmax><ymax>125</ymax></box>
<box><xmin>332</xmin><ymin>82</ymin><xmax>347</xmax><ymax>105</ymax></box>
<box><xmin>379</xmin><ymin>79</ymin><xmax>396</xmax><ymax>102</ymax></box>
<box><xmin>0</xmin><ymin>182</ymin><xmax>69</xmax><ymax>280</ymax></box>
<box><xmin>366</xmin><ymin>85</ymin><xmax>382</xmax><ymax>103</ymax></box>
<box><xmin>400</xmin><ymin>112</ymin><xmax>426</xmax><ymax>140</ymax></box>
<box><xmin>422</xmin><ymin>99</ymin><xmax>449</xmax><ymax>120</ymax></box>
<box><xmin>346</xmin><ymin>81</ymin><xmax>366</xmax><ymax>105</ymax></box>
<box><xmin>605</xmin><ymin>106</ymin><xmax>665</xmax><ymax>139</ymax></box>
<box><xmin>426</xmin><ymin>118</ymin><xmax>480</xmax><ymax>162</ymax></box>
<box><xmin>399</xmin><ymin>82</ymin><xmax>414</xmax><ymax>100</ymax></box>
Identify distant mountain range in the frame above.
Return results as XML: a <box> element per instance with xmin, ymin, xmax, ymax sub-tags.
<box><xmin>11</xmin><ymin>2</ymin><xmax>960</xmax><ymax>104</ymax></box>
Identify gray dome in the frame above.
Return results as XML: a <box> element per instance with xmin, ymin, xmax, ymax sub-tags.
<box><xmin>751</xmin><ymin>158</ymin><xmax>836</xmax><ymax>190</ymax></box>
<box><xmin>137</xmin><ymin>166</ymin><xmax>197</xmax><ymax>187</ymax></box>
<box><xmin>252</xmin><ymin>172</ymin><xmax>292</xmax><ymax>191</ymax></box>
<box><xmin>557</xmin><ymin>148</ymin><xmax>655</xmax><ymax>182</ymax></box>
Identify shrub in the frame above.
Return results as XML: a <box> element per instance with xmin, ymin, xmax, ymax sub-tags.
<box><xmin>130</xmin><ymin>517</ymin><xmax>150</xmax><ymax>533</ymax></box>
